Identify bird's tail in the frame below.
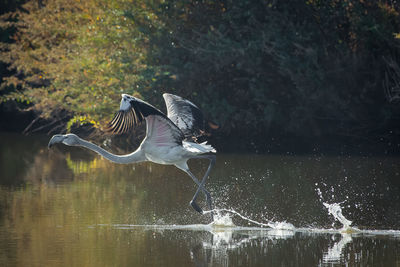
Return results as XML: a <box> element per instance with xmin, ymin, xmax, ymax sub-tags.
<box><xmin>183</xmin><ymin>141</ymin><xmax>216</xmax><ymax>153</ymax></box>
<box><xmin>199</xmin><ymin>141</ymin><xmax>217</xmax><ymax>153</ymax></box>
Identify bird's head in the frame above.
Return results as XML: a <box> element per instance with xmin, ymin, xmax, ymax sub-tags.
<box><xmin>48</xmin><ymin>133</ymin><xmax>80</xmax><ymax>148</ymax></box>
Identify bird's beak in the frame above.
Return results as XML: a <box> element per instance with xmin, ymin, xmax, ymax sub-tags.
<box><xmin>48</xmin><ymin>134</ymin><xmax>64</xmax><ymax>149</ymax></box>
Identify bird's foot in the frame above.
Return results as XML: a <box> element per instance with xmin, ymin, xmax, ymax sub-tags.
<box><xmin>190</xmin><ymin>201</ymin><xmax>214</xmax><ymax>222</ymax></box>
<box><xmin>190</xmin><ymin>200</ymin><xmax>203</xmax><ymax>214</ymax></box>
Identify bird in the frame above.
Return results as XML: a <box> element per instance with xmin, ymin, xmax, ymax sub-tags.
<box><xmin>48</xmin><ymin>93</ymin><xmax>216</xmax><ymax>220</ymax></box>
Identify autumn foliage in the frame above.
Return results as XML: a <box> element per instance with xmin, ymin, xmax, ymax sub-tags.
<box><xmin>1</xmin><ymin>0</ymin><xmax>400</xmax><ymax>150</ymax></box>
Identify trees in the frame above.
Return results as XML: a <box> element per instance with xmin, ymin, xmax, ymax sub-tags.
<box><xmin>1</xmin><ymin>0</ymin><xmax>158</xmax><ymax>132</ymax></box>
<box><xmin>151</xmin><ymin>0</ymin><xmax>400</xmax><ymax>140</ymax></box>
<box><xmin>1</xmin><ymin>0</ymin><xmax>399</xmax><ymax>150</ymax></box>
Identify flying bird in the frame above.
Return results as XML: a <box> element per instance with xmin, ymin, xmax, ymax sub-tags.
<box><xmin>48</xmin><ymin>93</ymin><xmax>216</xmax><ymax>220</ymax></box>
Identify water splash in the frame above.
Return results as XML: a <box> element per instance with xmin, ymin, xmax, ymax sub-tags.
<box><xmin>209</xmin><ymin>210</ymin><xmax>235</xmax><ymax>228</ymax></box>
<box><xmin>316</xmin><ymin>183</ymin><xmax>358</xmax><ymax>232</ymax></box>
<box><xmin>323</xmin><ymin>202</ymin><xmax>357</xmax><ymax>232</ymax></box>
<box><xmin>267</xmin><ymin>221</ymin><xmax>296</xmax><ymax>230</ymax></box>
<box><xmin>205</xmin><ymin>208</ymin><xmax>295</xmax><ymax>230</ymax></box>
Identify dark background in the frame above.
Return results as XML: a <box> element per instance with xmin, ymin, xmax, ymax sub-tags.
<box><xmin>1</xmin><ymin>0</ymin><xmax>400</xmax><ymax>154</ymax></box>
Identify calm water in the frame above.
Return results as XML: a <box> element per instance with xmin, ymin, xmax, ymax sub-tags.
<box><xmin>0</xmin><ymin>132</ymin><xmax>399</xmax><ymax>266</ymax></box>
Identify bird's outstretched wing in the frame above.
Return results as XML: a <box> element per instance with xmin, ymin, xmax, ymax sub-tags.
<box><xmin>163</xmin><ymin>93</ymin><xmax>205</xmax><ymax>140</ymax></box>
<box><xmin>106</xmin><ymin>94</ymin><xmax>184</xmax><ymax>145</ymax></box>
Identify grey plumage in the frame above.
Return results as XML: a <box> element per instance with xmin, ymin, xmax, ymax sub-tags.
<box><xmin>49</xmin><ymin>93</ymin><xmax>216</xmax><ymax>221</ymax></box>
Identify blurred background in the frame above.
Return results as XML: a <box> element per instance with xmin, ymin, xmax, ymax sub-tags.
<box><xmin>1</xmin><ymin>0</ymin><xmax>400</xmax><ymax>154</ymax></box>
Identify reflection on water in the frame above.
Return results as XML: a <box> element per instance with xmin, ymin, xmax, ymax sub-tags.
<box><xmin>322</xmin><ymin>233</ymin><xmax>353</xmax><ymax>264</ymax></box>
<box><xmin>105</xmin><ymin>223</ymin><xmax>400</xmax><ymax>267</ymax></box>
<box><xmin>1</xmin><ymin>132</ymin><xmax>400</xmax><ymax>266</ymax></box>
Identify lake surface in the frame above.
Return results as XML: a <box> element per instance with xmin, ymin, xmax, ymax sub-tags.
<box><xmin>0</xmin><ymin>132</ymin><xmax>399</xmax><ymax>266</ymax></box>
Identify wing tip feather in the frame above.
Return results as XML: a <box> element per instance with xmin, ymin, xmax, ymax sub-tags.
<box><xmin>104</xmin><ymin>110</ymin><xmax>143</xmax><ymax>135</ymax></box>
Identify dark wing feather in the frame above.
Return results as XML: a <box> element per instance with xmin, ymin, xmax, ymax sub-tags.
<box><xmin>106</xmin><ymin>95</ymin><xmax>185</xmax><ymax>146</ymax></box>
<box><xmin>163</xmin><ymin>93</ymin><xmax>205</xmax><ymax>140</ymax></box>
<box><xmin>106</xmin><ymin>109</ymin><xmax>140</xmax><ymax>135</ymax></box>
<box><xmin>106</xmin><ymin>96</ymin><xmax>163</xmax><ymax>134</ymax></box>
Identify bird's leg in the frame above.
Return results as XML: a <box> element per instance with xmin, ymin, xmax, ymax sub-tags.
<box><xmin>185</xmin><ymin>169</ymin><xmax>212</xmax><ymax>215</ymax></box>
<box><xmin>190</xmin><ymin>155</ymin><xmax>216</xmax><ymax>220</ymax></box>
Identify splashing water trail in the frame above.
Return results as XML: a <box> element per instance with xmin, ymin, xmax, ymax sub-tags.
<box><xmin>267</xmin><ymin>221</ymin><xmax>296</xmax><ymax>231</ymax></box>
<box><xmin>205</xmin><ymin>208</ymin><xmax>295</xmax><ymax>230</ymax></box>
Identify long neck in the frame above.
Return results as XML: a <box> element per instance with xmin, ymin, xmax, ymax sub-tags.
<box><xmin>76</xmin><ymin>137</ymin><xmax>146</xmax><ymax>164</ymax></box>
